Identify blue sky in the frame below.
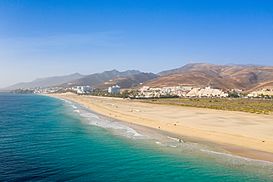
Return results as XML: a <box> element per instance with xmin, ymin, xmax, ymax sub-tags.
<box><xmin>0</xmin><ymin>0</ymin><xmax>272</xmax><ymax>87</ymax></box>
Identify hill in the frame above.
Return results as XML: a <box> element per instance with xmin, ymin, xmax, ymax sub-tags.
<box><xmin>145</xmin><ymin>63</ymin><xmax>273</xmax><ymax>91</ymax></box>
<box><xmin>5</xmin><ymin>70</ymin><xmax>158</xmax><ymax>91</ymax></box>
<box><xmin>4</xmin><ymin>73</ymin><xmax>84</xmax><ymax>90</ymax></box>
<box><xmin>96</xmin><ymin>72</ymin><xmax>158</xmax><ymax>89</ymax></box>
<box><xmin>61</xmin><ymin>70</ymin><xmax>158</xmax><ymax>89</ymax></box>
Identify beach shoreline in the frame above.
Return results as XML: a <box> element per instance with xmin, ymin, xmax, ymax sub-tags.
<box><xmin>47</xmin><ymin>93</ymin><xmax>273</xmax><ymax>162</ymax></box>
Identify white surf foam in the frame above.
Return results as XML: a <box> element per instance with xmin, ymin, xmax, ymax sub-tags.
<box><xmin>61</xmin><ymin>98</ymin><xmax>72</xmax><ymax>104</ymax></box>
<box><xmin>61</xmin><ymin>98</ymin><xmax>143</xmax><ymax>139</ymax></box>
<box><xmin>71</xmin><ymin>105</ymin><xmax>77</xmax><ymax>109</ymax></box>
<box><xmin>167</xmin><ymin>136</ymin><xmax>184</xmax><ymax>143</ymax></box>
<box><xmin>200</xmin><ymin>149</ymin><xmax>273</xmax><ymax>166</ymax></box>
<box><xmin>155</xmin><ymin>141</ymin><xmax>162</xmax><ymax>145</ymax></box>
<box><xmin>69</xmin><ymin>104</ymin><xmax>144</xmax><ymax>139</ymax></box>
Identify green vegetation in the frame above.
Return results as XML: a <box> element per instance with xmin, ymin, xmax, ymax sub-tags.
<box><xmin>227</xmin><ymin>91</ymin><xmax>240</xmax><ymax>98</ymax></box>
<box><xmin>87</xmin><ymin>89</ymin><xmax>135</xmax><ymax>98</ymax></box>
<box><xmin>140</xmin><ymin>97</ymin><xmax>273</xmax><ymax>115</ymax></box>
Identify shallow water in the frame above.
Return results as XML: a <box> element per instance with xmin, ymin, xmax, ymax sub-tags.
<box><xmin>0</xmin><ymin>93</ymin><xmax>272</xmax><ymax>181</ymax></box>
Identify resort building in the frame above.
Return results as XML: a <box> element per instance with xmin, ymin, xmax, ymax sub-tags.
<box><xmin>72</xmin><ymin>86</ymin><xmax>93</xmax><ymax>94</ymax></box>
<box><xmin>247</xmin><ymin>88</ymin><xmax>273</xmax><ymax>97</ymax></box>
<box><xmin>137</xmin><ymin>86</ymin><xmax>228</xmax><ymax>98</ymax></box>
<box><xmin>186</xmin><ymin>87</ymin><xmax>228</xmax><ymax>98</ymax></box>
<box><xmin>108</xmin><ymin>85</ymin><xmax>121</xmax><ymax>94</ymax></box>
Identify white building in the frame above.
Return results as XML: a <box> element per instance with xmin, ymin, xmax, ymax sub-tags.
<box><xmin>247</xmin><ymin>88</ymin><xmax>273</xmax><ymax>97</ymax></box>
<box><xmin>108</xmin><ymin>85</ymin><xmax>121</xmax><ymax>94</ymax></box>
<box><xmin>72</xmin><ymin>86</ymin><xmax>93</xmax><ymax>94</ymax></box>
<box><xmin>137</xmin><ymin>85</ymin><xmax>228</xmax><ymax>98</ymax></box>
<box><xmin>186</xmin><ymin>87</ymin><xmax>228</xmax><ymax>98</ymax></box>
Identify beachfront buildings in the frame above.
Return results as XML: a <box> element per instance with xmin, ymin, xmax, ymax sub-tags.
<box><xmin>108</xmin><ymin>85</ymin><xmax>121</xmax><ymax>94</ymax></box>
<box><xmin>33</xmin><ymin>87</ymin><xmax>63</xmax><ymax>94</ymax></box>
<box><xmin>247</xmin><ymin>88</ymin><xmax>273</xmax><ymax>98</ymax></box>
<box><xmin>186</xmin><ymin>86</ymin><xmax>228</xmax><ymax>98</ymax></box>
<box><xmin>72</xmin><ymin>86</ymin><xmax>93</xmax><ymax>94</ymax></box>
<box><xmin>136</xmin><ymin>86</ymin><xmax>228</xmax><ymax>98</ymax></box>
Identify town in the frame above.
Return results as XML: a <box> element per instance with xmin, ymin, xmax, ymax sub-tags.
<box><xmin>13</xmin><ymin>84</ymin><xmax>273</xmax><ymax>99</ymax></box>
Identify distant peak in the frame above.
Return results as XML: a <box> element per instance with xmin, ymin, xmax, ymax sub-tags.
<box><xmin>71</xmin><ymin>72</ymin><xmax>83</xmax><ymax>76</ymax></box>
<box><xmin>103</xmin><ymin>69</ymin><xmax>120</xmax><ymax>73</ymax></box>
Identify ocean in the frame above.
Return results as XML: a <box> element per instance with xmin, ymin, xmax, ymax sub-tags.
<box><xmin>0</xmin><ymin>93</ymin><xmax>272</xmax><ymax>181</ymax></box>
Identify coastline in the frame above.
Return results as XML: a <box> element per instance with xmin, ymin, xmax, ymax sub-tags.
<box><xmin>47</xmin><ymin>93</ymin><xmax>273</xmax><ymax>162</ymax></box>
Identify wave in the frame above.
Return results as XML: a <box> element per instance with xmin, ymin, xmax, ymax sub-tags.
<box><xmin>82</xmin><ymin>113</ymin><xmax>144</xmax><ymax>138</ymax></box>
<box><xmin>200</xmin><ymin>149</ymin><xmax>273</xmax><ymax>166</ymax></box>
<box><xmin>62</xmin><ymin>99</ymin><xmax>143</xmax><ymax>139</ymax></box>
<box><xmin>71</xmin><ymin>105</ymin><xmax>77</xmax><ymax>109</ymax></box>
<box><xmin>167</xmin><ymin>136</ymin><xmax>184</xmax><ymax>143</ymax></box>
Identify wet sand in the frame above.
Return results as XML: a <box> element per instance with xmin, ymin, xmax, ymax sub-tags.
<box><xmin>49</xmin><ymin>93</ymin><xmax>273</xmax><ymax>162</ymax></box>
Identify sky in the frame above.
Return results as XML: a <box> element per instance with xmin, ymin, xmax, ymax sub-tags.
<box><xmin>0</xmin><ymin>0</ymin><xmax>273</xmax><ymax>88</ymax></box>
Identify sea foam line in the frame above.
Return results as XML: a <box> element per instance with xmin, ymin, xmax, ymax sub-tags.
<box><xmin>200</xmin><ymin>149</ymin><xmax>273</xmax><ymax>166</ymax></box>
<box><xmin>167</xmin><ymin>136</ymin><xmax>184</xmax><ymax>143</ymax></box>
<box><xmin>61</xmin><ymin>98</ymin><xmax>144</xmax><ymax>139</ymax></box>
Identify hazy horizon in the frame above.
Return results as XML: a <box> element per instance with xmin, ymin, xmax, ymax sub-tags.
<box><xmin>1</xmin><ymin>0</ymin><xmax>273</xmax><ymax>87</ymax></box>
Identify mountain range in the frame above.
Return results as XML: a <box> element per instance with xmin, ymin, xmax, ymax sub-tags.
<box><xmin>4</xmin><ymin>63</ymin><xmax>273</xmax><ymax>92</ymax></box>
<box><xmin>4</xmin><ymin>73</ymin><xmax>84</xmax><ymax>90</ymax></box>
<box><xmin>149</xmin><ymin>63</ymin><xmax>273</xmax><ymax>91</ymax></box>
<box><xmin>60</xmin><ymin>70</ymin><xmax>158</xmax><ymax>89</ymax></box>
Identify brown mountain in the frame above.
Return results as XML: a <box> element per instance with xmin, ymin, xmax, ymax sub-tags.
<box><xmin>61</xmin><ymin>70</ymin><xmax>158</xmax><ymax>89</ymax></box>
<box><xmin>96</xmin><ymin>72</ymin><xmax>158</xmax><ymax>89</ymax></box>
<box><xmin>144</xmin><ymin>63</ymin><xmax>273</xmax><ymax>91</ymax></box>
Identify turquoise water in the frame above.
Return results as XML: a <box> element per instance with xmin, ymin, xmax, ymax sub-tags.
<box><xmin>0</xmin><ymin>93</ymin><xmax>272</xmax><ymax>181</ymax></box>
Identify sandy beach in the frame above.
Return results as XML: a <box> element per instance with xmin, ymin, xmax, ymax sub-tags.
<box><xmin>50</xmin><ymin>93</ymin><xmax>273</xmax><ymax>162</ymax></box>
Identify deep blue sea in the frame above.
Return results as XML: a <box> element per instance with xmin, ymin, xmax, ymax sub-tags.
<box><xmin>0</xmin><ymin>93</ymin><xmax>272</xmax><ymax>181</ymax></box>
